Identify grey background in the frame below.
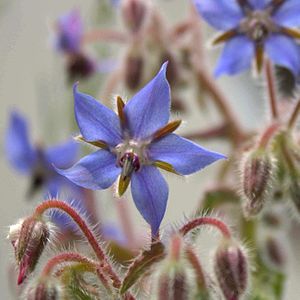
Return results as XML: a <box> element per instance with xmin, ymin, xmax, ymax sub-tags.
<box><xmin>0</xmin><ymin>0</ymin><xmax>299</xmax><ymax>299</ymax></box>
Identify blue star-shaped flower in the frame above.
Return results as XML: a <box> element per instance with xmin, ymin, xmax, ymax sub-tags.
<box><xmin>56</xmin><ymin>63</ymin><xmax>225</xmax><ymax>235</ymax></box>
<box><xmin>5</xmin><ymin>111</ymin><xmax>80</xmax><ymax>198</ymax></box>
<box><xmin>55</xmin><ymin>9</ymin><xmax>83</xmax><ymax>54</ymax></box>
<box><xmin>194</xmin><ymin>0</ymin><xmax>300</xmax><ymax>77</ymax></box>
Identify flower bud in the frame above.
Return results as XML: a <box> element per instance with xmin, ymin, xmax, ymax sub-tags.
<box><xmin>25</xmin><ymin>279</ymin><xmax>63</xmax><ymax>300</ymax></box>
<box><xmin>8</xmin><ymin>217</ymin><xmax>50</xmax><ymax>285</ymax></box>
<box><xmin>121</xmin><ymin>0</ymin><xmax>148</xmax><ymax>33</ymax></box>
<box><xmin>124</xmin><ymin>52</ymin><xmax>144</xmax><ymax>90</ymax></box>
<box><xmin>154</xmin><ymin>235</ymin><xmax>191</xmax><ymax>300</ymax></box>
<box><xmin>241</xmin><ymin>149</ymin><xmax>274</xmax><ymax>217</ymax></box>
<box><xmin>214</xmin><ymin>239</ymin><xmax>249</xmax><ymax>300</ymax></box>
<box><xmin>263</xmin><ymin>236</ymin><xmax>286</xmax><ymax>270</ymax></box>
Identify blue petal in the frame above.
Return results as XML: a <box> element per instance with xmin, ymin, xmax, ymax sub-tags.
<box><xmin>272</xmin><ymin>0</ymin><xmax>300</xmax><ymax>27</ymax></box>
<box><xmin>248</xmin><ymin>0</ymin><xmax>271</xmax><ymax>9</ymax></box>
<box><xmin>56</xmin><ymin>9</ymin><xmax>83</xmax><ymax>53</ymax></box>
<box><xmin>131</xmin><ymin>166</ymin><xmax>168</xmax><ymax>235</ymax></box>
<box><xmin>45</xmin><ymin>140</ymin><xmax>79</xmax><ymax>169</ymax></box>
<box><xmin>148</xmin><ymin>134</ymin><xmax>226</xmax><ymax>175</ymax></box>
<box><xmin>193</xmin><ymin>0</ymin><xmax>243</xmax><ymax>31</ymax></box>
<box><xmin>55</xmin><ymin>150</ymin><xmax>121</xmax><ymax>190</ymax></box>
<box><xmin>265</xmin><ymin>34</ymin><xmax>300</xmax><ymax>76</ymax></box>
<box><xmin>74</xmin><ymin>83</ymin><xmax>122</xmax><ymax>146</ymax></box>
<box><xmin>214</xmin><ymin>35</ymin><xmax>254</xmax><ymax>77</ymax></box>
<box><xmin>5</xmin><ymin>111</ymin><xmax>36</xmax><ymax>174</ymax></box>
<box><xmin>124</xmin><ymin>62</ymin><xmax>171</xmax><ymax>140</ymax></box>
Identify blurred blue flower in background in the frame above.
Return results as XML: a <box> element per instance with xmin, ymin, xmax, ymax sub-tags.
<box><xmin>5</xmin><ymin>111</ymin><xmax>80</xmax><ymax>199</ymax></box>
<box><xmin>55</xmin><ymin>9</ymin><xmax>83</xmax><ymax>54</ymax></box>
<box><xmin>56</xmin><ymin>63</ymin><xmax>225</xmax><ymax>235</ymax></box>
<box><xmin>194</xmin><ymin>0</ymin><xmax>300</xmax><ymax>77</ymax></box>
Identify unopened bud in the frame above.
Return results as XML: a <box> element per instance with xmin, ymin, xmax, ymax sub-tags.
<box><xmin>155</xmin><ymin>235</ymin><xmax>189</xmax><ymax>300</ymax></box>
<box><xmin>241</xmin><ymin>149</ymin><xmax>274</xmax><ymax>217</ymax></box>
<box><xmin>214</xmin><ymin>239</ymin><xmax>249</xmax><ymax>300</ymax></box>
<box><xmin>263</xmin><ymin>236</ymin><xmax>286</xmax><ymax>270</ymax></box>
<box><xmin>67</xmin><ymin>53</ymin><xmax>95</xmax><ymax>82</ymax></box>
<box><xmin>289</xmin><ymin>180</ymin><xmax>300</xmax><ymax>214</ymax></box>
<box><xmin>124</xmin><ymin>53</ymin><xmax>144</xmax><ymax>90</ymax></box>
<box><xmin>8</xmin><ymin>217</ymin><xmax>50</xmax><ymax>285</ymax></box>
<box><xmin>25</xmin><ymin>279</ymin><xmax>63</xmax><ymax>300</ymax></box>
<box><xmin>121</xmin><ymin>0</ymin><xmax>148</xmax><ymax>33</ymax></box>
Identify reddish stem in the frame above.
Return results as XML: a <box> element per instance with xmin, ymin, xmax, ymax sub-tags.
<box><xmin>179</xmin><ymin>217</ymin><xmax>231</xmax><ymax>238</ymax></box>
<box><xmin>83</xmin><ymin>29</ymin><xmax>128</xmax><ymax>44</ymax></box>
<box><xmin>258</xmin><ymin>122</ymin><xmax>281</xmax><ymax>148</ymax></box>
<box><xmin>184</xmin><ymin>123</ymin><xmax>229</xmax><ymax>140</ymax></box>
<box><xmin>288</xmin><ymin>100</ymin><xmax>300</xmax><ymax>129</ymax></box>
<box><xmin>116</xmin><ymin>198</ymin><xmax>136</xmax><ymax>248</ymax></box>
<box><xmin>265</xmin><ymin>60</ymin><xmax>278</xmax><ymax>120</ymax></box>
<box><xmin>185</xmin><ymin>246</ymin><xmax>207</xmax><ymax>290</ymax></box>
<box><xmin>42</xmin><ymin>252</ymin><xmax>96</xmax><ymax>277</ymax></box>
<box><xmin>34</xmin><ymin>200</ymin><xmax>121</xmax><ymax>288</ymax></box>
<box><xmin>34</xmin><ymin>200</ymin><xmax>106</xmax><ymax>261</ymax></box>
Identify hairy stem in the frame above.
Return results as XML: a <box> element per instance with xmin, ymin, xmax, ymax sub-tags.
<box><xmin>34</xmin><ymin>200</ymin><xmax>121</xmax><ymax>288</ymax></box>
<box><xmin>179</xmin><ymin>216</ymin><xmax>231</xmax><ymax>238</ymax></box>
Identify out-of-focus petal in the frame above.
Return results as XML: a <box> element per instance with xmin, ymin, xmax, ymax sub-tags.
<box><xmin>124</xmin><ymin>62</ymin><xmax>171</xmax><ymax>140</ymax></box>
<box><xmin>193</xmin><ymin>0</ymin><xmax>243</xmax><ymax>31</ymax></box>
<box><xmin>272</xmin><ymin>0</ymin><xmax>300</xmax><ymax>27</ymax></box>
<box><xmin>56</xmin><ymin>9</ymin><xmax>83</xmax><ymax>53</ymax></box>
<box><xmin>74</xmin><ymin>83</ymin><xmax>122</xmax><ymax>146</ymax></box>
<box><xmin>55</xmin><ymin>150</ymin><xmax>121</xmax><ymax>190</ymax></box>
<box><xmin>148</xmin><ymin>134</ymin><xmax>225</xmax><ymax>175</ymax></box>
<box><xmin>45</xmin><ymin>140</ymin><xmax>79</xmax><ymax>168</ymax></box>
<box><xmin>265</xmin><ymin>34</ymin><xmax>300</xmax><ymax>76</ymax></box>
<box><xmin>5</xmin><ymin>111</ymin><xmax>36</xmax><ymax>174</ymax></box>
<box><xmin>248</xmin><ymin>0</ymin><xmax>271</xmax><ymax>9</ymax></box>
<box><xmin>214</xmin><ymin>35</ymin><xmax>254</xmax><ymax>77</ymax></box>
<box><xmin>131</xmin><ymin>166</ymin><xmax>168</xmax><ymax>235</ymax></box>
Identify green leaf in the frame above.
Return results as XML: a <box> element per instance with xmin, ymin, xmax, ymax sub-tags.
<box><xmin>120</xmin><ymin>242</ymin><xmax>165</xmax><ymax>294</ymax></box>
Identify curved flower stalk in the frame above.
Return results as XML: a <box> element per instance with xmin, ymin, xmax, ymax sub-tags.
<box><xmin>194</xmin><ymin>0</ymin><xmax>300</xmax><ymax>77</ymax></box>
<box><xmin>56</xmin><ymin>62</ymin><xmax>226</xmax><ymax>236</ymax></box>
<box><xmin>5</xmin><ymin>111</ymin><xmax>80</xmax><ymax>198</ymax></box>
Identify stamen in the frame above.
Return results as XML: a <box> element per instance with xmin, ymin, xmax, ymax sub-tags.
<box><xmin>117</xmin><ymin>96</ymin><xmax>127</xmax><ymax>129</ymax></box>
<box><xmin>154</xmin><ymin>161</ymin><xmax>179</xmax><ymax>175</ymax></box>
<box><xmin>152</xmin><ymin>120</ymin><xmax>182</xmax><ymax>141</ymax></box>
<box><xmin>212</xmin><ymin>30</ymin><xmax>237</xmax><ymax>45</ymax></box>
<box><xmin>281</xmin><ymin>27</ymin><xmax>300</xmax><ymax>40</ymax></box>
<box><xmin>74</xmin><ymin>135</ymin><xmax>108</xmax><ymax>150</ymax></box>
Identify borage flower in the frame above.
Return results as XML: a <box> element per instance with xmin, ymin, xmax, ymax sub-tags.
<box><xmin>55</xmin><ymin>9</ymin><xmax>83</xmax><ymax>54</ymax></box>
<box><xmin>5</xmin><ymin>111</ymin><xmax>80</xmax><ymax>198</ymax></box>
<box><xmin>194</xmin><ymin>0</ymin><xmax>300</xmax><ymax>77</ymax></box>
<box><xmin>56</xmin><ymin>63</ymin><xmax>225</xmax><ymax>235</ymax></box>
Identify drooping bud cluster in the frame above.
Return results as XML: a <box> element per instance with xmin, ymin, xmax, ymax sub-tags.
<box><xmin>240</xmin><ymin>148</ymin><xmax>275</xmax><ymax>217</ymax></box>
<box><xmin>214</xmin><ymin>239</ymin><xmax>249</xmax><ymax>300</ymax></box>
<box><xmin>7</xmin><ymin>217</ymin><xmax>50</xmax><ymax>285</ymax></box>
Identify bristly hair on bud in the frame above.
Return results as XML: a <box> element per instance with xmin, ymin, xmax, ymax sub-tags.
<box><xmin>7</xmin><ymin>217</ymin><xmax>51</xmax><ymax>285</ymax></box>
<box><xmin>214</xmin><ymin>238</ymin><xmax>250</xmax><ymax>300</ymax></box>
<box><xmin>240</xmin><ymin>148</ymin><xmax>276</xmax><ymax>218</ymax></box>
<box><xmin>24</xmin><ymin>278</ymin><xmax>64</xmax><ymax>300</ymax></box>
